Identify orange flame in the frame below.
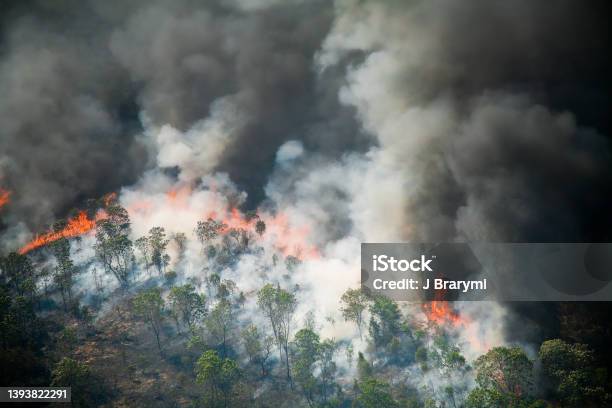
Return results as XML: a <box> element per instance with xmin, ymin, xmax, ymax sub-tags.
<box><xmin>423</xmin><ymin>300</ymin><xmax>464</xmax><ymax>327</ymax></box>
<box><xmin>423</xmin><ymin>288</ymin><xmax>467</xmax><ymax>327</ymax></box>
<box><xmin>262</xmin><ymin>212</ymin><xmax>319</xmax><ymax>260</ymax></box>
<box><xmin>166</xmin><ymin>185</ymin><xmax>193</xmax><ymax>209</ymax></box>
<box><xmin>19</xmin><ymin>211</ymin><xmax>101</xmax><ymax>254</ymax></box>
<box><xmin>204</xmin><ymin>207</ymin><xmax>319</xmax><ymax>260</ymax></box>
<box><xmin>211</xmin><ymin>208</ymin><xmax>255</xmax><ymax>232</ymax></box>
<box><xmin>0</xmin><ymin>188</ymin><xmax>10</xmax><ymax>210</ymax></box>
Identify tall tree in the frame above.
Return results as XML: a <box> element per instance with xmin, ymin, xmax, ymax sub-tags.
<box><xmin>205</xmin><ymin>300</ymin><xmax>234</xmax><ymax>357</ymax></box>
<box><xmin>354</xmin><ymin>378</ymin><xmax>399</xmax><ymax>408</ymax></box>
<box><xmin>242</xmin><ymin>324</ymin><xmax>273</xmax><ymax>377</ymax></box>
<box><xmin>196</xmin><ymin>218</ymin><xmax>225</xmax><ymax>244</ymax></box>
<box><xmin>134</xmin><ymin>236</ymin><xmax>151</xmax><ymax>275</ymax></box>
<box><xmin>319</xmin><ymin>338</ymin><xmax>339</xmax><ymax>403</ymax></box>
<box><xmin>0</xmin><ymin>252</ymin><xmax>35</xmax><ymax>299</ymax></box>
<box><xmin>474</xmin><ymin>346</ymin><xmax>533</xmax><ymax>396</ymax></box>
<box><xmin>168</xmin><ymin>284</ymin><xmax>206</xmax><ymax>334</ymax></box>
<box><xmin>466</xmin><ymin>346</ymin><xmax>535</xmax><ymax>407</ymax></box>
<box><xmin>95</xmin><ymin>204</ymin><xmax>134</xmax><ymax>287</ymax></box>
<box><xmin>292</xmin><ymin>328</ymin><xmax>320</xmax><ymax>406</ymax></box>
<box><xmin>368</xmin><ymin>296</ymin><xmax>401</xmax><ymax>348</ymax></box>
<box><xmin>133</xmin><ymin>287</ymin><xmax>165</xmax><ymax>355</ymax></box>
<box><xmin>540</xmin><ymin>339</ymin><xmax>611</xmax><ymax>406</ymax></box>
<box><xmin>51</xmin><ymin>238</ymin><xmax>76</xmax><ymax>312</ymax></box>
<box><xmin>340</xmin><ymin>288</ymin><xmax>369</xmax><ymax>338</ymax></box>
<box><xmin>195</xmin><ymin>350</ymin><xmax>240</xmax><ymax>408</ymax></box>
<box><xmin>148</xmin><ymin>227</ymin><xmax>169</xmax><ymax>275</ymax></box>
<box><xmin>257</xmin><ymin>283</ymin><xmax>297</xmax><ymax>383</ymax></box>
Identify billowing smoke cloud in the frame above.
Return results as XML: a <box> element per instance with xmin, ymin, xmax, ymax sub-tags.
<box><xmin>319</xmin><ymin>0</ymin><xmax>612</xmax><ymax>243</ymax></box>
<box><xmin>0</xmin><ymin>1</ymin><xmax>148</xmax><ymax>239</ymax></box>
<box><xmin>107</xmin><ymin>0</ymin><xmax>364</xmax><ymax>205</ymax></box>
<box><xmin>1</xmin><ymin>0</ymin><xmax>611</xmax><ymax>362</ymax></box>
<box><xmin>316</xmin><ymin>0</ymin><xmax>612</xmax><ymax>344</ymax></box>
<box><xmin>0</xmin><ymin>0</ymin><xmax>360</xmax><ymax>236</ymax></box>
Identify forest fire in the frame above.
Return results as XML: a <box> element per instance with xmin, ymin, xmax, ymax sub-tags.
<box><xmin>17</xmin><ymin>192</ymin><xmax>119</xmax><ymax>254</ymax></box>
<box><xmin>423</xmin><ymin>300</ymin><xmax>465</xmax><ymax>327</ymax></box>
<box><xmin>165</xmin><ymin>185</ymin><xmax>193</xmax><ymax>208</ymax></box>
<box><xmin>18</xmin><ymin>211</ymin><xmax>101</xmax><ymax>254</ymax></box>
<box><xmin>206</xmin><ymin>207</ymin><xmax>320</xmax><ymax>261</ymax></box>
<box><xmin>17</xmin><ymin>183</ymin><xmax>319</xmax><ymax>261</ymax></box>
<box><xmin>262</xmin><ymin>212</ymin><xmax>320</xmax><ymax>260</ymax></box>
<box><xmin>207</xmin><ymin>208</ymin><xmax>254</xmax><ymax>233</ymax></box>
<box><xmin>0</xmin><ymin>188</ymin><xmax>10</xmax><ymax>210</ymax></box>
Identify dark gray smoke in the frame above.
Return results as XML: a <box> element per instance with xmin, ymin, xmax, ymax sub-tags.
<box><xmin>313</xmin><ymin>0</ymin><xmax>612</xmax><ymax>345</ymax></box>
<box><xmin>1</xmin><ymin>0</ymin><xmax>610</xmax><ymax>249</ymax></box>
<box><xmin>0</xmin><ymin>0</ymin><xmax>146</xmax><ymax>231</ymax></box>
<box><xmin>0</xmin><ymin>0</ymin><xmax>362</xmax><ymax>235</ymax></box>
<box><xmin>318</xmin><ymin>0</ymin><xmax>612</xmax><ymax>243</ymax></box>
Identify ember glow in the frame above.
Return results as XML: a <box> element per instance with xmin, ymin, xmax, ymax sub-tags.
<box><xmin>0</xmin><ymin>188</ymin><xmax>10</xmax><ymax>210</ymax></box>
<box><xmin>18</xmin><ymin>211</ymin><xmax>101</xmax><ymax>254</ymax></box>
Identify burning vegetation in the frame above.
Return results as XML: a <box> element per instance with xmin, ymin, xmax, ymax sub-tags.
<box><xmin>16</xmin><ymin>187</ymin><xmax>319</xmax><ymax>263</ymax></box>
<box><xmin>0</xmin><ymin>188</ymin><xmax>10</xmax><ymax>210</ymax></box>
<box><xmin>2</xmin><ymin>186</ymin><xmax>612</xmax><ymax>407</ymax></box>
<box><xmin>18</xmin><ymin>211</ymin><xmax>100</xmax><ymax>254</ymax></box>
<box><xmin>423</xmin><ymin>300</ymin><xmax>465</xmax><ymax>327</ymax></box>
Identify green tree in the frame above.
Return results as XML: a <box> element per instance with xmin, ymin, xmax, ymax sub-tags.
<box><xmin>0</xmin><ymin>283</ymin><xmax>40</xmax><ymax>350</ymax></box>
<box><xmin>196</xmin><ymin>218</ymin><xmax>225</xmax><ymax>244</ymax></box>
<box><xmin>354</xmin><ymin>378</ymin><xmax>399</xmax><ymax>408</ymax></box>
<box><xmin>474</xmin><ymin>346</ymin><xmax>533</xmax><ymax>396</ymax></box>
<box><xmin>319</xmin><ymin>338</ymin><xmax>339</xmax><ymax>404</ymax></box>
<box><xmin>195</xmin><ymin>350</ymin><xmax>240</xmax><ymax>408</ymax></box>
<box><xmin>257</xmin><ymin>283</ymin><xmax>297</xmax><ymax>383</ymax></box>
<box><xmin>368</xmin><ymin>296</ymin><xmax>401</xmax><ymax>348</ymax></box>
<box><xmin>134</xmin><ymin>236</ymin><xmax>151</xmax><ymax>275</ymax></box>
<box><xmin>466</xmin><ymin>346</ymin><xmax>534</xmax><ymax>407</ymax></box>
<box><xmin>292</xmin><ymin>328</ymin><xmax>321</xmax><ymax>406</ymax></box>
<box><xmin>95</xmin><ymin>204</ymin><xmax>134</xmax><ymax>287</ymax></box>
<box><xmin>205</xmin><ymin>300</ymin><xmax>234</xmax><ymax>357</ymax></box>
<box><xmin>148</xmin><ymin>226</ymin><xmax>169</xmax><ymax>275</ymax></box>
<box><xmin>51</xmin><ymin>357</ymin><xmax>104</xmax><ymax>407</ymax></box>
<box><xmin>0</xmin><ymin>252</ymin><xmax>36</xmax><ymax>299</ymax></box>
<box><xmin>51</xmin><ymin>238</ymin><xmax>77</xmax><ymax>312</ymax></box>
<box><xmin>539</xmin><ymin>339</ymin><xmax>610</xmax><ymax>407</ymax></box>
<box><xmin>133</xmin><ymin>287</ymin><xmax>165</xmax><ymax>354</ymax></box>
<box><xmin>425</xmin><ymin>334</ymin><xmax>468</xmax><ymax>406</ymax></box>
<box><xmin>168</xmin><ymin>284</ymin><xmax>206</xmax><ymax>333</ymax></box>
<box><xmin>340</xmin><ymin>288</ymin><xmax>369</xmax><ymax>338</ymax></box>
<box><xmin>217</xmin><ymin>279</ymin><xmax>237</xmax><ymax>301</ymax></box>
<box><xmin>242</xmin><ymin>324</ymin><xmax>273</xmax><ymax>377</ymax></box>
<box><xmin>208</xmin><ymin>273</ymin><xmax>221</xmax><ymax>296</ymax></box>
